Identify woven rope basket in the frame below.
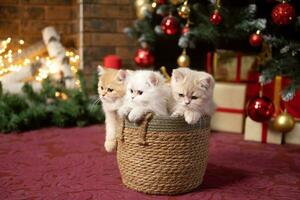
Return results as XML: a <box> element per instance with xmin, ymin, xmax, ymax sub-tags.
<box><xmin>116</xmin><ymin>114</ymin><xmax>211</xmax><ymax>195</ymax></box>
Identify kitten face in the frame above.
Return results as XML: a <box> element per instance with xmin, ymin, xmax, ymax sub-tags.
<box><xmin>98</xmin><ymin>66</ymin><xmax>127</xmax><ymax>103</ymax></box>
<box><xmin>171</xmin><ymin>68</ymin><xmax>214</xmax><ymax>110</ymax></box>
<box><xmin>126</xmin><ymin>71</ymin><xmax>162</xmax><ymax>106</ymax></box>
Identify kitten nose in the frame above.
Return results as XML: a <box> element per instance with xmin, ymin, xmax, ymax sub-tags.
<box><xmin>185</xmin><ymin>101</ymin><xmax>191</xmax><ymax>105</ymax></box>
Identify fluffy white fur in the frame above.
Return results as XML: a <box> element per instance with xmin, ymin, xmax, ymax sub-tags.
<box><xmin>118</xmin><ymin>70</ymin><xmax>170</xmax><ymax>122</ymax></box>
<box><xmin>170</xmin><ymin>68</ymin><xmax>215</xmax><ymax>124</ymax></box>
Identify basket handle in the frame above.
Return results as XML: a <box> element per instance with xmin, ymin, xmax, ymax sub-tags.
<box><xmin>137</xmin><ymin>113</ymin><xmax>153</xmax><ymax>146</ymax></box>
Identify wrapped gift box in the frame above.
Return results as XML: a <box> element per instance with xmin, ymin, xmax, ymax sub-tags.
<box><xmin>211</xmin><ymin>82</ymin><xmax>246</xmax><ymax>134</ymax></box>
<box><xmin>244</xmin><ymin>117</ymin><xmax>283</xmax><ymax>144</ymax></box>
<box><xmin>207</xmin><ymin>50</ymin><xmax>258</xmax><ymax>82</ymax></box>
<box><xmin>284</xmin><ymin>122</ymin><xmax>300</xmax><ymax>145</ymax></box>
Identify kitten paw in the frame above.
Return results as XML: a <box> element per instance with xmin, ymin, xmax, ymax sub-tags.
<box><xmin>104</xmin><ymin>140</ymin><xmax>116</xmax><ymax>152</ymax></box>
<box><xmin>118</xmin><ymin>106</ymin><xmax>131</xmax><ymax>118</ymax></box>
<box><xmin>184</xmin><ymin>111</ymin><xmax>201</xmax><ymax>124</ymax></box>
<box><xmin>171</xmin><ymin>111</ymin><xmax>184</xmax><ymax>117</ymax></box>
<box><xmin>128</xmin><ymin>109</ymin><xmax>144</xmax><ymax>122</ymax></box>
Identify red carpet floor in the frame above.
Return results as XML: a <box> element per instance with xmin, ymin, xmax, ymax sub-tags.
<box><xmin>0</xmin><ymin>125</ymin><xmax>300</xmax><ymax>200</ymax></box>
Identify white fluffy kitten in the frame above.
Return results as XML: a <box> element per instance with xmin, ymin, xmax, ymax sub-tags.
<box><xmin>118</xmin><ymin>70</ymin><xmax>170</xmax><ymax>122</ymax></box>
<box><xmin>170</xmin><ymin>68</ymin><xmax>215</xmax><ymax>124</ymax></box>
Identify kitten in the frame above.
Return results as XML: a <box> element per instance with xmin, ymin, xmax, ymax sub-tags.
<box><xmin>170</xmin><ymin>68</ymin><xmax>215</xmax><ymax>124</ymax></box>
<box><xmin>118</xmin><ymin>70</ymin><xmax>170</xmax><ymax>122</ymax></box>
<box><xmin>98</xmin><ymin>66</ymin><xmax>128</xmax><ymax>152</ymax></box>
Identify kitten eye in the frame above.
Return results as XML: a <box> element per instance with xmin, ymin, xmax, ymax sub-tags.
<box><xmin>201</xmin><ymin>85</ymin><xmax>208</xmax><ymax>90</ymax></box>
<box><xmin>100</xmin><ymin>86</ymin><xmax>104</xmax><ymax>90</ymax></box>
<box><xmin>178</xmin><ymin>93</ymin><xmax>184</xmax><ymax>97</ymax></box>
<box><xmin>191</xmin><ymin>96</ymin><xmax>198</xmax><ymax>100</ymax></box>
<box><xmin>130</xmin><ymin>89</ymin><xmax>133</xmax><ymax>93</ymax></box>
<box><xmin>137</xmin><ymin>90</ymin><xmax>143</xmax><ymax>95</ymax></box>
<box><xmin>107</xmin><ymin>88</ymin><xmax>114</xmax><ymax>92</ymax></box>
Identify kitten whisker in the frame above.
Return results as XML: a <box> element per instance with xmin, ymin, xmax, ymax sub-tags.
<box><xmin>92</xmin><ymin>98</ymin><xmax>101</xmax><ymax>106</ymax></box>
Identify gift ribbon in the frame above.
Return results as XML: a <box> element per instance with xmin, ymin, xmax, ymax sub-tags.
<box><xmin>213</xmin><ymin>51</ymin><xmax>218</xmax><ymax>75</ymax></box>
<box><xmin>261</xmin><ymin>122</ymin><xmax>268</xmax><ymax>143</ymax></box>
<box><xmin>216</xmin><ymin>107</ymin><xmax>244</xmax><ymax>114</ymax></box>
<box><xmin>206</xmin><ymin>52</ymin><xmax>213</xmax><ymax>74</ymax></box>
<box><xmin>273</xmin><ymin>76</ymin><xmax>282</xmax><ymax>116</ymax></box>
<box><xmin>236</xmin><ymin>53</ymin><xmax>242</xmax><ymax>82</ymax></box>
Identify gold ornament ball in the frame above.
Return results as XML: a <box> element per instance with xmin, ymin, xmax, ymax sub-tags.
<box><xmin>177</xmin><ymin>53</ymin><xmax>190</xmax><ymax>68</ymax></box>
<box><xmin>169</xmin><ymin>0</ymin><xmax>183</xmax><ymax>5</ymax></box>
<box><xmin>272</xmin><ymin>111</ymin><xmax>295</xmax><ymax>133</ymax></box>
<box><xmin>135</xmin><ymin>0</ymin><xmax>149</xmax><ymax>7</ymax></box>
<box><xmin>178</xmin><ymin>4</ymin><xmax>190</xmax><ymax>19</ymax></box>
<box><xmin>136</xmin><ymin>4</ymin><xmax>152</xmax><ymax>19</ymax></box>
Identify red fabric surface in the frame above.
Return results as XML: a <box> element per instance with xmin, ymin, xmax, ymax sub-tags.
<box><xmin>1</xmin><ymin>126</ymin><xmax>300</xmax><ymax>200</ymax></box>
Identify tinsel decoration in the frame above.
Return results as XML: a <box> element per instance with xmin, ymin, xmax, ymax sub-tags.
<box><xmin>256</xmin><ymin>43</ymin><xmax>272</xmax><ymax>67</ymax></box>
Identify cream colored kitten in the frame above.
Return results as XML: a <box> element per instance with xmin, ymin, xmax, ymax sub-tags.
<box><xmin>118</xmin><ymin>70</ymin><xmax>170</xmax><ymax>122</ymax></box>
<box><xmin>170</xmin><ymin>68</ymin><xmax>215</xmax><ymax>124</ymax></box>
<box><xmin>98</xmin><ymin>66</ymin><xmax>128</xmax><ymax>152</ymax></box>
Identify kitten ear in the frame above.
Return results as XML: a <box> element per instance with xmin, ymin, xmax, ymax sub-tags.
<box><xmin>97</xmin><ymin>65</ymin><xmax>105</xmax><ymax>76</ymax></box>
<box><xmin>195</xmin><ymin>74</ymin><xmax>214</xmax><ymax>90</ymax></box>
<box><xmin>126</xmin><ymin>70</ymin><xmax>134</xmax><ymax>76</ymax></box>
<box><xmin>172</xmin><ymin>69</ymin><xmax>184</xmax><ymax>82</ymax></box>
<box><xmin>147</xmin><ymin>72</ymin><xmax>159</xmax><ymax>86</ymax></box>
<box><xmin>116</xmin><ymin>70</ymin><xmax>127</xmax><ymax>82</ymax></box>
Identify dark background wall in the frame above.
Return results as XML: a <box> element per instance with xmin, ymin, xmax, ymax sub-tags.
<box><xmin>0</xmin><ymin>0</ymin><xmax>137</xmax><ymax>82</ymax></box>
<box><xmin>81</xmin><ymin>0</ymin><xmax>137</xmax><ymax>79</ymax></box>
<box><xmin>0</xmin><ymin>0</ymin><xmax>79</xmax><ymax>48</ymax></box>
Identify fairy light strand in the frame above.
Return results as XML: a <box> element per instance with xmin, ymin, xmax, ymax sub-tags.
<box><xmin>0</xmin><ymin>38</ymin><xmax>81</xmax><ymax>88</ymax></box>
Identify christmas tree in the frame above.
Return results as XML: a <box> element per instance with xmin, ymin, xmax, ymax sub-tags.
<box><xmin>125</xmin><ymin>0</ymin><xmax>300</xmax><ymax>100</ymax></box>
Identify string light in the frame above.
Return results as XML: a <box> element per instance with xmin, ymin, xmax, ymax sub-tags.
<box><xmin>0</xmin><ymin>38</ymin><xmax>81</xmax><ymax>88</ymax></box>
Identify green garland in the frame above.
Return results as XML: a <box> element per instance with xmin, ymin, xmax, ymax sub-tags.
<box><xmin>0</xmin><ymin>72</ymin><xmax>105</xmax><ymax>133</ymax></box>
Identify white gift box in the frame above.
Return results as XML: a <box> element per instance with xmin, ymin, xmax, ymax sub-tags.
<box><xmin>284</xmin><ymin>122</ymin><xmax>300</xmax><ymax>145</ymax></box>
<box><xmin>244</xmin><ymin>117</ymin><xmax>283</xmax><ymax>144</ymax></box>
<box><xmin>211</xmin><ymin>82</ymin><xmax>246</xmax><ymax>134</ymax></box>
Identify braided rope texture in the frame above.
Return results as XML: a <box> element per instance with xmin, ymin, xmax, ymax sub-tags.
<box><xmin>116</xmin><ymin>115</ymin><xmax>211</xmax><ymax>195</ymax></box>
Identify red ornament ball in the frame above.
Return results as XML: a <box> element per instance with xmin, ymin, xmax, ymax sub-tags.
<box><xmin>249</xmin><ymin>32</ymin><xmax>263</xmax><ymax>47</ymax></box>
<box><xmin>182</xmin><ymin>26</ymin><xmax>190</xmax><ymax>34</ymax></box>
<box><xmin>247</xmin><ymin>96</ymin><xmax>275</xmax><ymax>122</ymax></box>
<box><xmin>271</xmin><ymin>2</ymin><xmax>295</xmax><ymax>25</ymax></box>
<box><xmin>134</xmin><ymin>48</ymin><xmax>154</xmax><ymax>68</ymax></box>
<box><xmin>161</xmin><ymin>15</ymin><xmax>179</xmax><ymax>35</ymax></box>
<box><xmin>156</xmin><ymin>0</ymin><xmax>166</xmax><ymax>4</ymax></box>
<box><xmin>210</xmin><ymin>10</ymin><xmax>222</xmax><ymax>25</ymax></box>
